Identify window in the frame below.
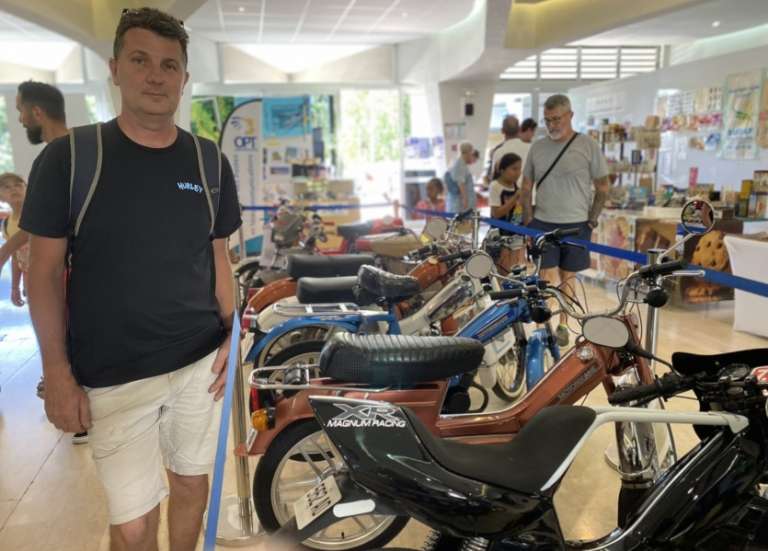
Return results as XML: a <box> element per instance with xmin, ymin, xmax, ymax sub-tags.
<box><xmin>0</xmin><ymin>97</ymin><xmax>13</xmax><ymax>173</ymax></box>
<box><xmin>501</xmin><ymin>46</ymin><xmax>659</xmax><ymax>81</ymax></box>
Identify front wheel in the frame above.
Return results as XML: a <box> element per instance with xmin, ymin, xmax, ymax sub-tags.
<box><xmin>254</xmin><ymin>420</ymin><xmax>408</xmax><ymax>551</ymax></box>
<box><xmin>492</xmin><ymin>323</ymin><xmax>528</xmax><ymax>402</ymax></box>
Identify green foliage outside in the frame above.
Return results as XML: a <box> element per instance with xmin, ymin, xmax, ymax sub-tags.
<box><xmin>339</xmin><ymin>90</ymin><xmax>410</xmax><ymax>165</ymax></box>
<box><xmin>0</xmin><ymin>97</ymin><xmax>13</xmax><ymax>173</ymax></box>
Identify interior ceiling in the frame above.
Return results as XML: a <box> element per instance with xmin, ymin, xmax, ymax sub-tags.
<box><xmin>185</xmin><ymin>0</ymin><xmax>476</xmax><ymax>44</ymax></box>
<box><xmin>572</xmin><ymin>0</ymin><xmax>768</xmax><ymax>46</ymax></box>
<box><xmin>0</xmin><ymin>9</ymin><xmax>69</xmax><ymax>42</ymax></box>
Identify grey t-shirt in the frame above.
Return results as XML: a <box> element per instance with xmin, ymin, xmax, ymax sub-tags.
<box><xmin>523</xmin><ymin>133</ymin><xmax>609</xmax><ymax>224</ymax></box>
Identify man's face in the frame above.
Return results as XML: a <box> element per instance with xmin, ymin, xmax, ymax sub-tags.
<box><xmin>109</xmin><ymin>27</ymin><xmax>189</xmax><ymax>120</ymax></box>
<box><xmin>543</xmin><ymin>106</ymin><xmax>573</xmax><ymax>140</ymax></box>
<box><xmin>519</xmin><ymin>128</ymin><xmax>535</xmax><ymax>143</ymax></box>
<box><xmin>16</xmin><ymin>95</ymin><xmax>44</xmax><ymax>145</ymax></box>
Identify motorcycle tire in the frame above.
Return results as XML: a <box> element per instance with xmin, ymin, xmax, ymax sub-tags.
<box><xmin>254</xmin><ymin>420</ymin><xmax>409</xmax><ymax>551</ymax></box>
<box><xmin>492</xmin><ymin>340</ymin><xmax>527</xmax><ymax>402</ymax></box>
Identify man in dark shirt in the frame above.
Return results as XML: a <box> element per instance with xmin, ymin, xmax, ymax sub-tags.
<box><xmin>20</xmin><ymin>8</ymin><xmax>241</xmax><ymax>550</ymax></box>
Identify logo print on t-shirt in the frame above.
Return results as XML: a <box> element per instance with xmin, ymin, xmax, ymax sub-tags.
<box><xmin>177</xmin><ymin>182</ymin><xmax>203</xmax><ymax>194</ymax></box>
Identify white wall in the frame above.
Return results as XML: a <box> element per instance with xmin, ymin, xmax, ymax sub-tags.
<box><xmin>5</xmin><ymin>92</ymin><xmax>90</xmax><ymax>177</ymax></box>
<box><xmin>670</xmin><ymin>24</ymin><xmax>768</xmax><ymax>66</ymax></box>
<box><xmin>569</xmin><ymin>43</ymin><xmax>768</xmax><ymax>190</ymax></box>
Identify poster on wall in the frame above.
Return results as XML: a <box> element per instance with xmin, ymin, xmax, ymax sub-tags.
<box><xmin>721</xmin><ymin>69</ymin><xmax>763</xmax><ymax>160</ymax></box>
<box><xmin>219</xmin><ymin>99</ymin><xmax>263</xmax><ymax>255</ymax></box>
<box><xmin>757</xmin><ymin>73</ymin><xmax>768</xmax><ymax>149</ymax></box>
<box><xmin>262</xmin><ymin>96</ymin><xmax>310</xmax><ymax>138</ymax></box>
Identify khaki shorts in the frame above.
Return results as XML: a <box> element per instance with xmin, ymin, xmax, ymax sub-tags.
<box><xmin>85</xmin><ymin>350</ymin><xmax>222</xmax><ymax>525</ymax></box>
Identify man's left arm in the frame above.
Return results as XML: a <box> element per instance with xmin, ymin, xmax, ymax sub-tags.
<box><xmin>209</xmin><ymin>237</ymin><xmax>235</xmax><ymax>400</ymax></box>
<box><xmin>588</xmin><ymin>176</ymin><xmax>610</xmax><ymax>229</ymax></box>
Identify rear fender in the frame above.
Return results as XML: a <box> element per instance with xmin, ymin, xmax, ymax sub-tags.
<box><xmin>247</xmin><ymin>278</ymin><xmax>297</xmax><ymax>313</ymax></box>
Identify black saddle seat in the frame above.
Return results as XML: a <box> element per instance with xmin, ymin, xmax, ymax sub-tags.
<box><xmin>356</xmin><ymin>265</ymin><xmax>420</xmax><ymax>304</ymax></box>
<box><xmin>319</xmin><ymin>333</ymin><xmax>484</xmax><ymax>386</ymax></box>
<box><xmin>403</xmin><ymin>405</ymin><xmax>596</xmax><ymax>494</ymax></box>
<box><xmin>672</xmin><ymin>348</ymin><xmax>768</xmax><ymax>377</ymax></box>
<box><xmin>287</xmin><ymin>254</ymin><xmax>375</xmax><ymax>279</ymax></box>
<box><xmin>338</xmin><ymin>221</ymin><xmax>374</xmax><ymax>243</ymax></box>
<box><xmin>297</xmin><ymin>276</ymin><xmax>358</xmax><ymax>304</ymax></box>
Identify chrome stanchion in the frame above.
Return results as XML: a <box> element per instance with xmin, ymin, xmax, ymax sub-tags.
<box><xmin>238</xmin><ymin>226</ymin><xmax>246</xmax><ymax>263</ymax></box>
<box><xmin>605</xmin><ymin>248</ymin><xmax>676</xmax><ymax>474</ymax></box>
<box><xmin>212</xmin><ymin>275</ymin><xmax>261</xmax><ymax>546</ymax></box>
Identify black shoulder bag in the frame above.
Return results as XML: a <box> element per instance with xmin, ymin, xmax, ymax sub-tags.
<box><xmin>535</xmin><ymin>132</ymin><xmax>579</xmax><ymax>191</ymax></box>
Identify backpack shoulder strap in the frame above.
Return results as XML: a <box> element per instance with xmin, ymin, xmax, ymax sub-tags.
<box><xmin>69</xmin><ymin>123</ymin><xmax>103</xmax><ymax>238</ymax></box>
<box><xmin>191</xmin><ymin>134</ymin><xmax>222</xmax><ymax>236</ymax></box>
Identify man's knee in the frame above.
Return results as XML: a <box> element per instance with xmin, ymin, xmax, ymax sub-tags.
<box><xmin>112</xmin><ymin>513</ymin><xmax>157</xmax><ymax>548</ymax></box>
<box><xmin>167</xmin><ymin>471</ymin><xmax>208</xmax><ymax>497</ymax></box>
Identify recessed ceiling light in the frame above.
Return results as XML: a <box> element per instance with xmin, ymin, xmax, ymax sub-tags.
<box><xmin>712</xmin><ymin>20</ymin><xmax>721</xmax><ymax>28</ymax></box>
<box><xmin>238</xmin><ymin>6</ymin><xmax>246</xmax><ymax>13</ymax></box>
<box><xmin>401</xmin><ymin>11</ymin><xmax>408</xmax><ymax>18</ymax></box>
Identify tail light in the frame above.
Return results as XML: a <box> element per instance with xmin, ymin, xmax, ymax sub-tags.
<box><xmin>249</xmin><ymin>388</ymin><xmax>261</xmax><ymax>414</ymax></box>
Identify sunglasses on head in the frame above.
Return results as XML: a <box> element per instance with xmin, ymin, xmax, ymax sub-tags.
<box><xmin>121</xmin><ymin>8</ymin><xmax>184</xmax><ymax>26</ymax></box>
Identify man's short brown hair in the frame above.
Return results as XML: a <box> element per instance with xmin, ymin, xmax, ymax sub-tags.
<box><xmin>0</xmin><ymin>172</ymin><xmax>26</xmax><ymax>188</ymax></box>
<box><xmin>114</xmin><ymin>7</ymin><xmax>189</xmax><ymax>66</ymax></box>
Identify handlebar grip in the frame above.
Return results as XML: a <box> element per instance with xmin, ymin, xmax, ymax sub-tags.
<box><xmin>608</xmin><ymin>373</ymin><xmax>685</xmax><ymax>405</ymax></box>
<box><xmin>454</xmin><ymin>208</ymin><xmax>474</xmax><ymax>221</ymax></box>
<box><xmin>438</xmin><ymin>250</ymin><xmax>472</xmax><ymax>263</ymax></box>
<box><xmin>638</xmin><ymin>259</ymin><xmax>687</xmax><ymax>278</ymax></box>
<box><xmin>412</xmin><ymin>244</ymin><xmax>436</xmax><ymax>257</ymax></box>
<box><xmin>489</xmin><ymin>289</ymin><xmax>525</xmax><ymax>300</ymax></box>
<box><xmin>553</xmin><ymin>227</ymin><xmax>582</xmax><ymax>239</ymax></box>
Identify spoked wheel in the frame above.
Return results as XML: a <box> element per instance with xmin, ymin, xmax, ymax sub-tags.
<box><xmin>492</xmin><ymin>323</ymin><xmax>527</xmax><ymax>402</ymax></box>
<box><xmin>261</xmin><ymin>326</ymin><xmax>332</xmax><ymax>365</ymax></box>
<box><xmin>254</xmin><ymin>421</ymin><xmax>408</xmax><ymax>551</ymax></box>
<box><xmin>264</xmin><ymin>341</ymin><xmax>326</xmax><ymax>399</ymax></box>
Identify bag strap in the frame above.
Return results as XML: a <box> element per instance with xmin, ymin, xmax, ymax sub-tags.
<box><xmin>69</xmin><ymin>123</ymin><xmax>103</xmax><ymax>239</ymax></box>
<box><xmin>191</xmin><ymin>134</ymin><xmax>222</xmax><ymax>237</ymax></box>
<box><xmin>535</xmin><ymin>132</ymin><xmax>579</xmax><ymax>191</ymax></box>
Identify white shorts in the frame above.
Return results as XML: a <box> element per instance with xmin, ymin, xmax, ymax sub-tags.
<box><xmin>85</xmin><ymin>350</ymin><xmax>222</xmax><ymax>525</ymax></box>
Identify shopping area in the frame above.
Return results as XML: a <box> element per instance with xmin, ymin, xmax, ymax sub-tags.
<box><xmin>2</xmin><ymin>1</ymin><xmax>768</xmax><ymax>550</ymax></box>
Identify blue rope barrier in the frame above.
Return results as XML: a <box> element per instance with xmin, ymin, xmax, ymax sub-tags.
<box><xmin>242</xmin><ymin>202</ymin><xmax>393</xmax><ymax>212</ymax></box>
<box><xmin>203</xmin><ymin>315</ymin><xmax>242</xmax><ymax>551</ymax></box>
<box><xmin>405</xmin><ymin>205</ymin><xmax>768</xmax><ymax>299</ymax></box>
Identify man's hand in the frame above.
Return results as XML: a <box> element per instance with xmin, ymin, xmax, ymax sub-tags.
<box><xmin>11</xmin><ymin>286</ymin><xmax>25</xmax><ymax>307</ymax></box>
<box><xmin>209</xmin><ymin>331</ymin><xmax>232</xmax><ymax>401</ymax></box>
<box><xmin>44</xmin><ymin>365</ymin><xmax>91</xmax><ymax>433</ymax></box>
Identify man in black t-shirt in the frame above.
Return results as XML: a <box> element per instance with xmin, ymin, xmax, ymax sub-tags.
<box><xmin>20</xmin><ymin>8</ymin><xmax>241</xmax><ymax>550</ymax></box>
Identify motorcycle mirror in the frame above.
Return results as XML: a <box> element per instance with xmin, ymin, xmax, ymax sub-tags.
<box><xmin>423</xmin><ymin>218</ymin><xmax>449</xmax><ymax>240</ymax></box>
<box><xmin>465</xmin><ymin>252</ymin><xmax>494</xmax><ymax>279</ymax></box>
<box><xmin>582</xmin><ymin>316</ymin><xmax>630</xmax><ymax>349</ymax></box>
<box><xmin>681</xmin><ymin>199</ymin><xmax>715</xmax><ymax>235</ymax></box>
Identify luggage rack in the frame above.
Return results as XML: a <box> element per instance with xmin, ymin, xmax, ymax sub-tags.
<box><xmin>249</xmin><ymin>364</ymin><xmax>390</xmax><ymax>393</ymax></box>
<box><xmin>271</xmin><ymin>302</ymin><xmax>371</xmax><ymax>317</ymax></box>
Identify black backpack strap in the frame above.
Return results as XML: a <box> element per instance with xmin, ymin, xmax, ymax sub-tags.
<box><xmin>191</xmin><ymin>134</ymin><xmax>221</xmax><ymax>236</ymax></box>
<box><xmin>69</xmin><ymin>123</ymin><xmax>103</xmax><ymax>238</ymax></box>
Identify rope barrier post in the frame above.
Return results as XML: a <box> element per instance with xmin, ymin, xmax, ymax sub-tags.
<box><xmin>237</xmin><ymin>226</ymin><xmax>246</xmax><ymax>262</ymax></box>
<box><xmin>210</xmin><ymin>276</ymin><xmax>260</xmax><ymax>546</ymax></box>
<box><xmin>393</xmin><ymin>198</ymin><xmax>400</xmax><ymax>219</ymax></box>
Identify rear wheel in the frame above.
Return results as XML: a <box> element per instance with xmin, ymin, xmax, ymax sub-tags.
<box><xmin>254</xmin><ymin>420</ymin><xmax>408</xmax><ymax>550</ymax></box>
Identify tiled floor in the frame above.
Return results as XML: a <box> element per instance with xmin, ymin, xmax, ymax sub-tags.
<box><xmin>1</xmin><ymin>259</ymin><xmax>766</xmax><ymax>550</ymax></box>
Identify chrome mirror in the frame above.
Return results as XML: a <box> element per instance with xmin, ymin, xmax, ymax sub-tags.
<box><xmin>582</xmin><ymin>316</ymin><xmax>630</xmax><ymax>349</ymax></box>
<box><xmin>681</xmin><ymin>199</ymin><xmax>715</xmax><ymax>235</ymax></box>
<box><xmin>465</xmin><ymin>252</ymin><xmax>494</xmax><ymax>279</ymax></box>
<box><xmin>423</xmin><ymin>217</ymin><xmax>449</xmax><ymax>240</ymax></box>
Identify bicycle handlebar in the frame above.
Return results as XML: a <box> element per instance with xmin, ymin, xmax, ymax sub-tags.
<box><xmin>608</xmin><ymin>372</ymin><xmax>689</xmax><ymax>405</ymax></box>
<box><xmin>438</xmin><ymin>250</ymin><xmax>472</xmax><ymax>263</ymax></box>
<box><xmin>638</xmin><ymin>259</ymin><xmax>687</xmax><ymax>278</ymax></box>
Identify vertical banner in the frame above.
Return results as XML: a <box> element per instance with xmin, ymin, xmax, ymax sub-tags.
<box><xmin>721</xmin><ymin>69</ymin><xmax>762</xmax><ymax>160</ymax></box>
<box><xmin>220</xmin><ymin>99</ymin><xmax>263</xmax><ymax>254</ymax></box>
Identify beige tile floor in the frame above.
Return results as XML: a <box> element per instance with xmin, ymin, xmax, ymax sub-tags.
<box><xmin>1</xmin><ymin>274</ymin><xmax>766</xmax><ymax>551</ymax></box>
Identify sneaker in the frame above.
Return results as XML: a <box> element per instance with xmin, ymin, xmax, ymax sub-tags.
<box><xmin>72</xmin><ymin>431</ymin><xmax>89</xmax><ymax>445</ymax></box>
<box><xmin>556</xmin><ymin>324</ymin><xmax>570</xmax><ymax>347</ymax></box>
<box><xmin>36</xmin><ymin>377</ymin><xmax>45</xmax><ymax>400</ymax></box>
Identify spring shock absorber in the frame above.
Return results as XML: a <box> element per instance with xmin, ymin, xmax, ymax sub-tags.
<box><xmin>461</xmin><ymin>538</ymin><xmax>490</xmax><ymax>551</ymax></box>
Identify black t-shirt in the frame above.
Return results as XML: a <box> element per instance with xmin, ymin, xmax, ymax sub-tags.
<box><xmin>20</xmin><ymin>119</ymin><xmax>242</xmax><ymax>387</ymax></box>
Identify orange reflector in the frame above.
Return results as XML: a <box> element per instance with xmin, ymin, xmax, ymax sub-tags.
<box><xmin>251</xmin><ymin>409</ymin><xmax>270</xmax><ymax>431</ymax></box>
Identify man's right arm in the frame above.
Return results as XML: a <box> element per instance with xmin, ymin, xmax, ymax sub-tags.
<box><xmin>521</xmin><ymin>176</ymin><xmax>534</xmax><ymax>224</ymax></box>
<box><xmin>27</xmin><ymin>235</ymin><xmax>91</xmax><ymax>433</ymax></box>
